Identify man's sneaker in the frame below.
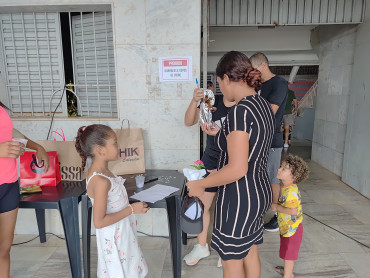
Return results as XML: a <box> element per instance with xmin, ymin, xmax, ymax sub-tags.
<box><xmin>264</xmin><ymin>215</ymin><xmax>279</xmax><ymax>232</ymax></box>
<box><xmin>284</xmin><ymin>143</ymin><xmax>289</xmax><ymax>148</ymax></box>
<box><xmin>183</xmin><ymin>243</ymin><xmax>210</xmax><ymax>265</ymax></box>
<box><xmin>217</xmin><ymin>257</ymin><xmax>222</xmax><ymax>268</ymax></box>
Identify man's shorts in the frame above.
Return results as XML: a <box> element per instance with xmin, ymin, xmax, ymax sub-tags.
<box><xmin>279</xmin><ymin>224</ymin><xmax>303</xmax><ymax>261</ymax></box>
<box><xmin>0</xmin><ymin>180</ymin><xmax>20</xmax><ymax>213</ymax></box>
<box><xmin>283</xmin><ymin>114</ymin><xmax>295</xmax><ymax>126</ymax></box>
<box><xmin>267</xmin><ymin>148</ymin><xmax>282</xmax><ymax>184</ymax></box>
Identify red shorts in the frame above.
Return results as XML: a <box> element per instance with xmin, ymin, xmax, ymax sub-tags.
<box><xmin>279</xmin><ymin>224</ymin><xmax>303</xmax><ymax>261</ymax></box>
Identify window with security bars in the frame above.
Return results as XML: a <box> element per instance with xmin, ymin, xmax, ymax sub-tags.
<box><xmin>0</xmin><ymin>10</ymin><xmax>117</xmax><ymax>118</ymax></box>
<box><xmin>202</xmin><ymin>73</ymin><xmax>222</xmax><ymax>95</ymax></box>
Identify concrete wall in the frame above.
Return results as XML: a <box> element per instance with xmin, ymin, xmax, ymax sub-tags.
<box><xmin>342</xmin><ymin>19</ymin><xmax>370</xmax><ymax>198</ymax></box>
<box><xmin>310</xmin><ymin>25</ymin><xmax>356</xmax><ymax>176</ymax></box>
<box><xmin>292</xmin><ymin>99</ymin><xmax>316</xmax><ymax>141</ymax></box>
<box><xmin>0</xmin><ymin>0</ymin><xmax>201</xmax><ymax>235</ymax></box>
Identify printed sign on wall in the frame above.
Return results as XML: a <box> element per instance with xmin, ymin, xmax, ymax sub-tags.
<box><xmin>158</xmin><ymin>56</ymin><xmax>192</xmax><ymax>82</ymax></box>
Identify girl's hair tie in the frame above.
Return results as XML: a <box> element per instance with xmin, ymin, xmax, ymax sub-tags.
<box><xmin>82</xmin><ymin>126</ymin><xmax>87</xmax><ymax>131</ymax></box>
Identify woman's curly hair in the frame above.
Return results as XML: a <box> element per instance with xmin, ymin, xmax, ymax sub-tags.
<box><xmin>283</xmin><ymin>154</ymin><xmax>310</xmax><ymax>184</ymax></box>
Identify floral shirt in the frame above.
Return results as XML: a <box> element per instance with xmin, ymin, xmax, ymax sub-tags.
<box><xmin>277</xmin><ymin>184</ymin><xmax>302</xmax><ymax>237</ymax></box>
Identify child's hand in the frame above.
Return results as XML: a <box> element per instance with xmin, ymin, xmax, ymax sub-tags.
<box><xmin>132</xmin><ymin>202</ymin><xmax>150</xmax><ymax>214</ymax></box>
<box><xmin>270</xmin><ymin>203</ymin><xmax>278</xmax><ymax>212</ymax></box>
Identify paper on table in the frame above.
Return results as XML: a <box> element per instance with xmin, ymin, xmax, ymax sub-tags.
<box><xmin>130</xmin><ymin>184</ymin><xmax>179</xmax><ymax>203</ymax></box>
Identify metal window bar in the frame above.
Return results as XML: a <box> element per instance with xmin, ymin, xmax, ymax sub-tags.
<box><xmin>2</xmin><ymin>13</ymin><xmax>65</xmax><ymax>117</ymax></box>
<box><xmin>1</xmin><ymin>11</ymin><xmax>116</xmax><ymax>118</ymax></box>
<box><xmin>104</xmin><ymin>11</ymin><xmax>113</xmax><ymax>117</ymax></box>
<box><xmin>92</xmin><ymin>12</ymin><xmax>101</xmax><ymax>116</ymax></box>
<box><xmin>0</xmin><ymin>17</ymin><xmax>11</xmax><ymax>109</ymax></box>
<box><xmin>69</xmin><ymin>12</ymin><xmax>76</xmax><ymax>89</ymax></box>
<box><xmin>44</xmin><ymin>12</ymin><xmax>54</xmax><ymax>110</ymax></box>
<box><xmin>209</xmin><ymin>0</ymin><xmax>364</xmax><ymax>26</ymax></box>
<box><xmin>33</xmin><ymin>12</ymin><xmax>46</xmax><ymax>114</ymax></box>
<box><xmin>9</xmin><ymin>13</ymin><xmax>23</xmax><ymax>115</ymax></box>
<box><xmin>21</xmin><ymin>13</ymin><xmax>34</xmax><ymax>116</ymax></box>
<box><xmin>80</xmin><ymin>12</ymin><xmax>89</xmax><ymax>117</ymax></box>
<box><xmin>71</xmin><ymin>11</ymin><xmax>117</xmax><ymax>118</ymax></box>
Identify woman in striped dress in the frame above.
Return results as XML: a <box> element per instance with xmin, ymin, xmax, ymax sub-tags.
<box><xmin>187</xmin><ymin>51</ymin><xmax>274</xmax><ymax>277</ymax></box>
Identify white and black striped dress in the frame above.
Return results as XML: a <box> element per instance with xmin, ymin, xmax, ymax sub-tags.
<box><xmin>211</xmin><ymin>94</ymin><xmax>275</xmax><ymax>260</ymax></box>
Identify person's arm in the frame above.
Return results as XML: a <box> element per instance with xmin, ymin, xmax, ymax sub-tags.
<box><xmin>270</xmin><ymin>104</ymin><xmax>279</xmax><ymax>114</ymax></box>
<box><xmin>184</xmin><ymin>88</ymin><xmax>203</xmax><ymax>126</ymax></box>
<box><xmin>90</xmin><ymin>176</ymin><xmax>149</xmax><ymax>229</ymax></box>
<box><xmin>271</xmin><ymin>190</ymin><xmax>299</xmax><ymax>215</ymax></box>
<box><xmin>268</xmin><ymin>80</ymin><xmax>289</xmax><ymax>115</ymax></box>
<box><xmin>188</xmin><ymin>130</ymin><xmax>249</xmax><ymax>197</ymax></box>
<box><xmin>203</xmin><ymin>130</ymin><xmax>249</xmax><ymax>187</ymax></box>
<box><xmin>276</xmin><ymin>204</ymin><xmax>298</xmax><ymax>216</ymax></box>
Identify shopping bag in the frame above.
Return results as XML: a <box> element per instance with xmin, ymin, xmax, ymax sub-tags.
<box><xmin>109</xmin><ymin>119</ymin><xmax>146</xmax><ymax>175</ymax></box>
<box><xmin>50</xmin><ymin>128</ymin><xmax>66</xmax><ymax>141</ymax></box>
<box><xmin>20</xmin><ymin>151</ymin><xmax>61</xmax><ymax>187</ymax></box>
<box><xmin>37</xmin><ymin>140</ymin><xmax>87</xmax><ymax>181</ymax></box>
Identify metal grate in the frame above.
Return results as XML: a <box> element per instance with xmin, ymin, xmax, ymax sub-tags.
<box><xmin>270</xmin><ymin>66</ymin><xmax>294</xmax><ymax>76</ymax></box>
<box><xmin>0</xmin><ymin>12</ymin><xmax>65</xmax><ymax>117</ymax></box>
<box><xmin>0</xmin><ymin>10</ymin><xmax>117</xmax><ymax>118</ymax></box>
<box><xmin>297</xmin><ymin>65</ymin><xmax>319</xmax><ymax>75</ymax></box>
<box><xmin>204</xmin><ymin>73</ymin><xmax>223</xmax><ymax>95</ymax></box>
<box><xmin>71</xmin><ymin>12</ymin><xmax>117</xmax><ymax>117</ymax></box>
<box><xmin>209</xmin><ymin>0</ymin><xmax>365</xmax><ymax>26</ymax></box>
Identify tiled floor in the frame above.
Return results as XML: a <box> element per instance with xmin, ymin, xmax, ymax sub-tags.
<box><xmin>10</xmin><ymin>140</ymin><xmax>370</xmax><ymax>277</ymax></box>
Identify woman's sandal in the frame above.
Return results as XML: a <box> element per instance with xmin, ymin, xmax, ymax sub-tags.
<box><xmin>274</xmin><ymin>266</ymin><xmax>294</xmax><ymax>278</ymax></box>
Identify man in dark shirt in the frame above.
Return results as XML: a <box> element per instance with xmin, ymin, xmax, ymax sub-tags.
<box><xmin>250</xmin><ymin>52</ymin><xmax>288</xmax><ymax>232</ymax></box>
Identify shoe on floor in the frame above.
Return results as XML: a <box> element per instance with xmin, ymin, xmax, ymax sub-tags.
<box><xmin>264</xmin><ymin>214</ymin><xmax>279</xmax><ymax>232</ymax></box>
<box><xmin>284</xmin><ymin>143</ymin><xmax>289</xmax><ymax>148</ymax></box>
<box><xmin>217</xmin><ymin>257</ymin><xmax>222</xmax><ymax>268</ymax></box>
<box><xmin>183</xmin><ymin>243</ymin><xmax>210</xmax><ymax>265</ymax></box>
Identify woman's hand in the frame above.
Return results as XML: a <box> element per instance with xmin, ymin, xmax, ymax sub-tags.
<box><xmin>132</xmin><ymin>202</ymin><xmax>150</xmax><ymax>214</ymax></box>
<box><xmin>193</xmin><ymin>88</ymin><xmax>204</xmax><ymax>103</ymax></box>
<box><xmin>0</xmin><ymin>141</ymin><xmax>24</xmax><ymax>158</ymax></box>
<box><xmin>200</xmin><ymin>122</ymin><xmax>220</xmax><ymax>136</ymax></box>
<box><xmin>187</xmin><ymin>180</ymin><xmax>205</xmax><ymax>197</ymax></box>
<box><xmin>35</xmin><ymin>146</ymin><xmax>50</xmax><ymax>172</ymax></box>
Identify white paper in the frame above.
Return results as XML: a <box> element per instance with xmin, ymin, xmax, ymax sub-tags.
<box><xmin>158</xmin><ymin>56</ymin><xmax>193</xmax><ymax>82</ymax></box>
<box><xmin>130</xmin><ymin>184</ymin><xmax>179</xmax><ymax>203</ymax></box>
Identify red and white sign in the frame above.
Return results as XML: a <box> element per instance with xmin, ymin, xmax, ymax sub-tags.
<box><xmin>158</xmin><ymin>56</ymin><xmax>192</xmax><ymax>82</ymax></box>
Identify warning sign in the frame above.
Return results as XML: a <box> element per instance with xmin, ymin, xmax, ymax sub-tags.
<box><xmin>158</xmin><ymin>56</ymin><xmax>192</xmax><ymax>82</ymax></box>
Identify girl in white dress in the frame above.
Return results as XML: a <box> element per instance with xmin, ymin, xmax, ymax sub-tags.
<box><xmin>75</xmin><ymin>124</ymin><xmax>149</xmax><ymax>277</ymax></box>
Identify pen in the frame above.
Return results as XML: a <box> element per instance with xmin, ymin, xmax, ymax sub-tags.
<box><xmin>196</xmin><ymin>78</ymin><xmax>199</xmax><ymax>88</ymax></box>
<box><xmin>144</xmin><ymin>177</ymin><xmax>158</xmax><ymax>184</ymax></box>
